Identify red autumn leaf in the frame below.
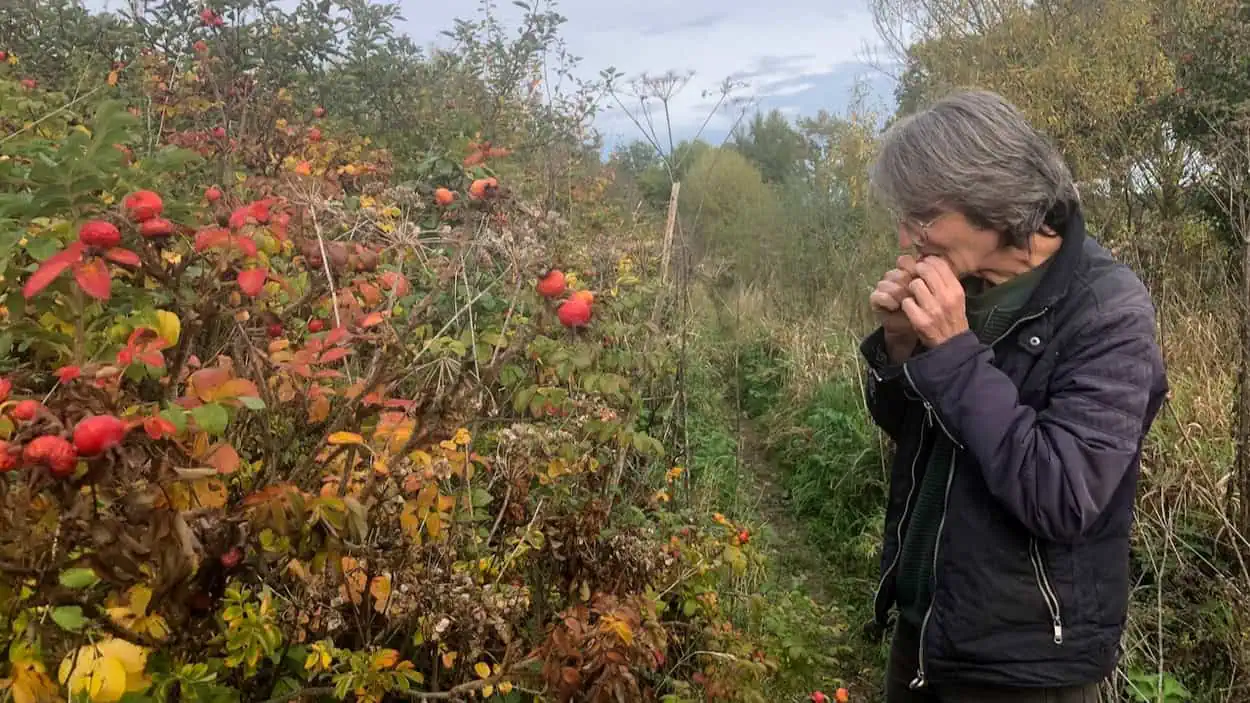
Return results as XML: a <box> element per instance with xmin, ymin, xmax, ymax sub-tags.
<box><xmin>73</xmin><ymin>258</ymin><xmax>113</xmax><ymax>300</ymax></box>
<box><xmin>55</xmin><ymin>366</ymin><xmax>81</xmax><ymax>383</ymax></box>
<box><xmin>204</xmin><ymin>442</ymin><xmax>241</xmax><ymax>474</ymax></box>
<box><xmin>195</xmin><ymin>228</ymin><xmax>258</xmax><ymax>256</ymax></box>
<box><xmin>228</xmin><ymin>206</ymin><xmax>249</xmax><ymax>230</ymax></box>
<box><xmin>314</xmin><ymin>369</ymin><xmax>344</xmax><ymax>379</ymax></box>
<box><xmin>385</xmin><ymin>399</ymin><xmax>417</xmax><ymax>410</ymax></box>
<box><xmin>104</xmin><ymin>248</ymin><xmax>141</xmax><ymax>266</ymax></box>
<box><xmin>23</xmin><ymin>242</ymin><xmax>84</xmax><ymax>298</ymax></box>
<box><xmin>249</xmin><ymin>200</ymin><xmax>271</xmax><ymax>224</ymax></box>
<box><xmin>241</xmin><ymin>483</ymin><xmax>307</xmax><ymax>508</ymax></box>
<box><xmin>324</xmin><ymin>327</ymin><xmax>351</xmax><ymax>345</ymax></box>
<box><xmin>358</xmin><ymin>312</ymin><xmax>385</xmax><ymax>328</ymax></box>
<box><xmin>357</xmin><ymin>282</ymin><xmax>382</xmax><ymax>306</ymax></box>
<box><xmin>139</xmin><ymin>350</ymin><xmax>166</xmax><ymax>367</ymax></box>
<box><xmin>187</xmin><ymin>367</ymin><xmax>231</xmax><ymax>399</ymax></box>
<box><xmin>118</xmin><ymin>328</ymin><xmax>169</xmax><ymax>368</ymax></box>
<box><xmin>378</xmin><ymin>271</ymin><xmax>410</xmax><ymax>296</ymax></box>
<box><xmin>237</xmin><ymin>268</ymin><xmax>267</xmax><ymax>297</ymax></box>
<box><xmin>319</xmin><ymin>347</ymin><xmax>351</xmax><ymax>364</ymax></box>
<box><xmin>194</xmin><ymin>227</ymin><xmax>229</xmax><ymax>251</ymax></box>
<box><xmin>207</xmin><ymin>378</ymin><xmax>261</xmax><ymax>402</ymax></box>
<box><xmin>228</xmin><ymin>200</ymin><xmax>273</xmax><ymax>229</ymax></box>
<box><xmin>142</xmin><ymin>416</ymin><xmax>177</xmax><ymax>439</ymax></box>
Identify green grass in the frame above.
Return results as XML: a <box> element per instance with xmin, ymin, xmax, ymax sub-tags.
<box><xmin>765</xmin><ymin>380</ymin><xmax>886</xmax><ymax>584</ymax></box>
<box><xmin>684</xmin><ymin>317</ymin><xmax>892</xmax><ymax>699</ymax></box>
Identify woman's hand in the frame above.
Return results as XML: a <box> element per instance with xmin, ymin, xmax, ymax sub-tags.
<box><xmin>870</xmin><ymin>255</ymin><xmax>920</xmax><ymax>363</ymax></box>
<box><xmin>902</xmin><ymin>256</ymin><xmax>969</xmax><ymax>348</ymax></box>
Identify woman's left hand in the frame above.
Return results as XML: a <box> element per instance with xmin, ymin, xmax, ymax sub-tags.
<box><xmin>901</xmin><ymin>257</ymin><xmax>969</xmax><ymax>348</ymax></box>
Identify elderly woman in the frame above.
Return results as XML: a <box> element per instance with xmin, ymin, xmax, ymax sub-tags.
<box><xmin>860</xmin><ymin>89</ymin><xmax>1168</xmax><ymax>702</ymax></box>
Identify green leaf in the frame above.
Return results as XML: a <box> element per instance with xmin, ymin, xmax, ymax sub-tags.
<box><xmin>512</xmin><ymin>386</ymin><xmax>536</xmax><ymax>415</ymax></box>
<box><xmin>470</xmin><ymin>488</ymin><xmax>493</xmax><ymax>508</ymax></box>
<box><xmin>190</xmin><ymin>403</ymin><xmax>229</xmax><ymax>436</ymax></box>
<box><xmin>571</xmin><ymin>346</ymin><xmax>593</xmax><ymax>369</ymax></box>
<box><xmin>239</xmin><ymin>396</ymin><xmax>266</xmax><ymax>410</ymax></box>
<box><xmin>161</xmin><ymin>406</ymin><xmax>188</xmax><ymax>434</ymax></box>
<box><xmin>58</xmin><ymin>567</ymin><xmax>100</xmax><ymax>589</ymax></box>
<box><xmin>51</xmin><ymin>605</ymin><xmax>86</xmax><ymax>632</ymax></box>
<box><xmin>25</xmin><ymin>235</ymin><xmax>62</xmax><ymax>261</ymax></box>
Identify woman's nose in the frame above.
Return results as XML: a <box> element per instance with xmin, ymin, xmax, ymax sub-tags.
<box><xmin>897</xmin><ymin>225</ymin><xmax>915</xmax><ymax>251</ymax></box>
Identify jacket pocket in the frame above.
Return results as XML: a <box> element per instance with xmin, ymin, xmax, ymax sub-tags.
<box><xmin>1028</xmin><ymin>537</ymin><xmax>1065</xmax><ymax>645</ymax></box>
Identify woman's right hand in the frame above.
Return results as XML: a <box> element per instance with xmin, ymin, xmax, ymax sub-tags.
<box><xmin>869</xmin><ymin>255</ymin><xmax>920</xmax><ymax>364</ymax></box>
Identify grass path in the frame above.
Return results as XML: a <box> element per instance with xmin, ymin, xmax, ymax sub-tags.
<box><xmin>725</xmin><ymin>410</ymin><xmax>890</xmax><ymax>702</ymax></box>
<box><xmin>735</xmin><ymin>418</ymin><xmax>839</xmax><ymax>607</ymax></box>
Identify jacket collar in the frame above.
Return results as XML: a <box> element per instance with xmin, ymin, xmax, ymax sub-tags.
<box><xmin>1019</xmin><ymin>202</ymin><xmax>1086</xmax><ymax>316</ymax></box>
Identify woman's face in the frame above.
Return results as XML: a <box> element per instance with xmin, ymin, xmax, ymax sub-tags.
<box><xmin>896</xmin><ymin>210</ymin><xmax>1001</xmax><ymax>277</ymax></box>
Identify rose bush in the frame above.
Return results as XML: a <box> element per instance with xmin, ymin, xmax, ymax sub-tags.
<box><xmin>0</xmin><ymin>33</ymin><xmax>812</xmax><ymax>703</ymax></box>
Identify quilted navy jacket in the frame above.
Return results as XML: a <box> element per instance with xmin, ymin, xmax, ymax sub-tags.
<box><xmin>861</xmin><ymin>207</ymin><xmax>1169</xmax><ymax>688</ymax></box>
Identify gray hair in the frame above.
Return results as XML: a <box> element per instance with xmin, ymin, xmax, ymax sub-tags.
<box><xmin>868</xmin><ymin>89</ymin><xmax>1080</xmax><ymax>248</ymax></box>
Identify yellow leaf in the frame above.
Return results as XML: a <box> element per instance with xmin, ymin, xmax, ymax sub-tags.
<box><xmin>107</xmin><ymin>71</ymin><xmax>118</xmax><ymax>87</ymax></box>
<box><xmin>92</xmin><ymin>640</ymin><xmax>148</xmax><ymax>676</ymax></box>
<box><xmin>600</xmin><ymin>615</ymin><xmax>634</xmax><ymax>646</ymax></box>
<box><xmin>166</xmin><ymin>476</ymin><xmax>227</xmax><ymax>510</ymax></box>
<box><xmin>400</xmin><ymin>500</ymin><xmax>422</xmax><ymax>543</ymax></box>
<box><xmin>474</xmin><ymin>662</ymin><xmax>490</xmax><ymax>679</ymax></box>
<box><xmin>371</xmin><ymin>649</ymin><xmax>399</xmax><ymax>670</ymax></box>
<box><xmin>192</xmin><ymin>478</ymin><xmax>228</xmax><ymax>509</ymax></box>
<box><xmin>499</xmin><ymin>681</ymin><xmax>514</xmax><ymax>694</ymax></box>
<box><xmin>483</xmin><ymin>684</ymin><xmax>494</xmax><ymax>697</ymax></box>
<box><xmin>308</xmin><ymin>395</ymin><xmax>330</xmax><ymax>422</ymax></box>
<box><xmin>369</xmin><ymin>574</ymin><xmax>392</xmax><ymax>614</ymax></box>
<box><xmin>58</xmin><ymin>649</ymin><xmax>128</xmax><ymax>703</ymax></box>
<box><xmin>327</xmin><ymin>432</ymin><xmax>364</xmax><ymax>446</ymax></box>
<box><xmin>304</xmin><ymin>643</ymin><xmax>332</xmax><ymax>672</ymax></box>
<box><xmin>137</xmin><ymin>614</ymin><xmax>169</xmax><ymax>641</ymax></box>
<box><xmin>152</xmin><ymin>310</ymin><xmax>180</xmax><ymax>346</ymax></box>
<box><xmin>7</xmin><ymin>659</ymin><xmax>58</xmax><ymax>703</ymax></box>
<box><xmin>127</xmin><ymin>586</ymin><xmax>152</xmax><ymax>617</ymax></box>
<box><xmin>441</xmin><ymin>652</ymin><xmax>458</xmax><ymax>669</ymax></box>
<box><xmin>426</xmin><ymin>511</ymin><xmax>443</xmax><ymax>540</ymax></box>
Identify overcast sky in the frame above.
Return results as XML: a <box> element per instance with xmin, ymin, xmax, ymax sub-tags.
<box><xmin>86</xmin><ymin>0</ymin><xmax>899</xmax><ymax>150</ymax></box>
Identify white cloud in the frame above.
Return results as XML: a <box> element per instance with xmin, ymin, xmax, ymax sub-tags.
<box><xmin>81</xmin><ymin>0</ymin><xmax>893</xmax><ymax>146</ymax></box>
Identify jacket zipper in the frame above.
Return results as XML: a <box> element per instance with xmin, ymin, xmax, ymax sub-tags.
<box><xmin>909</xmin><ymin>446</ymin><xmax>957</xmax><ymax>689</ymax></box>
<box><xmin>872</xmin><ymin>412</ymin><xmax>929</xmax><ymax>617</ymax></box>
<box><xmin>996</xmin><ymin>307</ymin><xmax>1064</xmax><ymax>645</ymax></box>
<box><xmin>904</xmin><ymin>307</ymin><xmax>1053</xmax><ymax>689</ymax></box>
<box><xmin>901</xmin><ymin>364</ymin><xmax>963</xmax><ymax>449</ymax></box>
<box><xmin>1029</xmin><ymin>538</ymin><xmax>1065</xmax><ymax>644</ymax></box>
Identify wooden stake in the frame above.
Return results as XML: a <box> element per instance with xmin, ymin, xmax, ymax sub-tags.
<box><xmin>660</xmin><ymin>181</ymin><xmax>681</xmax><ymax>284</ymax></box>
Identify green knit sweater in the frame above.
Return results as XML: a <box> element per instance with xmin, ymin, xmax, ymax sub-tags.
<box><xmin>894</xmin><ymin>262</ymin><xmax>1050</xmax><ymax>627</ymax></box>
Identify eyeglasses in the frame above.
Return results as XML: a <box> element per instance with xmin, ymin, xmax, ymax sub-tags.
<box><xmin>897</xmin><ymin>214</ymin><xmax>940</xmax><ymax>245</ymax></box>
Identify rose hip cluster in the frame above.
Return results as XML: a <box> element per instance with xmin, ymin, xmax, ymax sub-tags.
<box><xmin>536</xmin><ymin>269</ymin><xmax>593</xmax><ymax>329</ymax></box>
<box><xmin>0</xmin><ymin>378</ymin><xmax>130</xmax><ymax>478</ymax></box>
